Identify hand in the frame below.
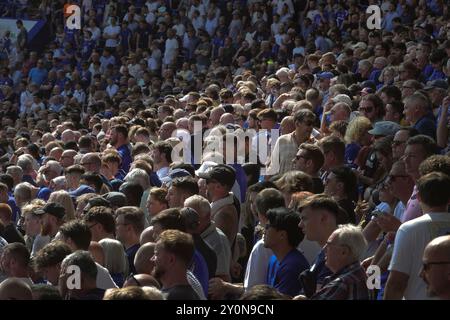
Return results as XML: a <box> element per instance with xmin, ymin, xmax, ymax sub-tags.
<box><xmin>208</xmin><ymin>277</ymin><xmax>226</xmax><ymax>300</ymax></box>
<box><xmin>442</xmin><ymin>96</ymin><xmax>450</xmax><ymax>109</ymax></box>
<box><xmin>376</xmin><ymin>214</ymin><xmax>401</xmax><ymax>233</ymax></box>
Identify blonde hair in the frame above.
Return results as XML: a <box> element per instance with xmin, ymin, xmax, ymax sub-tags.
<box><xmin>344</xmin><ymin>116</ymin><xmax>372</xmax><ymax>144</ymax></box>
<box><xmin>48</xmin><ymin>190</ymin><xmax>76</xmax><ymax>222</ymax></box>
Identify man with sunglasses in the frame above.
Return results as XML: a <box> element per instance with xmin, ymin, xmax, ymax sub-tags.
<box><xmin>420</xmin><ymin>235</ymin><xmax>450</xmax><ymax>300</ymax></box>
<box><xmin>385</xmin><ymin>172</ymin><xmax>450</xmax><ymax>300</ymax></box>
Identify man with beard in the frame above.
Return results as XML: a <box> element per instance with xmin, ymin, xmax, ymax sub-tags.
<box><xmin>151</xmin><ymin>229</ymin><xmax>200</xmax><ymax>300</ymax></box>
<box><xmin>420</xmin><ymin>235</ymin><xmax>450</xmax><ymax>300</ymax></box>
<box><xmin>109</xmin><ymin>125</ymin><xmax>132</xmax><ymax>175</ymax></box>
<box><xmin>31</xmin><ymin>203</ymin><xmax>65</xmax><ymax>256</ymax></box>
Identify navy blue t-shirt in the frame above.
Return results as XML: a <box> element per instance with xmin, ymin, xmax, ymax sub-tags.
<box><xmin>266</xmin><ymin>249</ymin><xmax>310</xmax><ymax>297</ymax></box>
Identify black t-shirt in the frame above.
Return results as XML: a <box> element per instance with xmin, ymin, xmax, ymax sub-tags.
<box><xmin>312</xmin><ymin>177</ymin><xmax>324</xmax><ymax>194</ymax></box>
<box><xmin>338</xmin><ymin>198</ymin><xmax>356</xmax><ymax>225</ymax></box>
<box><xmin>1</xmin><ymin>224</ymin><xmax>25</xmax><ymax>245</ymax></box>
<box><xmin>162</xmin><ymin>285</ymin><xmax>201</xmax><ymax>300</ymax></box>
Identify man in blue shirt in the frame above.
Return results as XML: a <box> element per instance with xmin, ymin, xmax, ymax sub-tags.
<box><xmin>110</xmin><ymin>124</ymin><xmax>132</xmax><ymax>174</ymax></box>
<box><xmin>264</xmin><ymin>207</ymin><xmax>309</xmax><ymax>297</ymax></box>
<box><xmin>28</xmin><ymin>60</ymin><xmax>48</xmax><ymax>86</ymax></box>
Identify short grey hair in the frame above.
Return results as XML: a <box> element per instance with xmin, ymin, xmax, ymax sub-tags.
<box><xmin>184</xmin><ymin>195</ymin><xmax>211</xmax><ymax>218</ymax></box>
<box><xmin>17</xmin><ymin>155</ymin><xmax>33</xmax><ymax>172</ymax></box>
<box><xmin>404</xmin><ymin>92</ymin><xmax>431</xmax><ymax>112</ymax></box>
<box><xmin>6</xmin><ymin>166</ymin><xmax>23</xmax><ymax>179</ymax></box>
<box><xmin>14</xmin><ymin>182</ymin><xmax>33</xmax><ymax>204</ymax></box>
<box><xmin>333</xmin><ymin>224</ymin><xmax>368</xmax><ymax>261</ymax></box>
<box><xmin>124</xmin><ymin>168</ymin><xmax>150</xmax><ymax>190</ymax></box>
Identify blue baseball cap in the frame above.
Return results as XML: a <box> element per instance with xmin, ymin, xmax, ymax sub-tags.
<box><xmin>316</xmin><ymin>72</ymin><xmax>335</xmax><ymax>80</ymax></box>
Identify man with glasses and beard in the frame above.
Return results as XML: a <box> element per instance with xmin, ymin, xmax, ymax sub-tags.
<box><xmin>151</xmin><ymin>229</ymin><xmax>200</xmax><ymax>300</ymax></box>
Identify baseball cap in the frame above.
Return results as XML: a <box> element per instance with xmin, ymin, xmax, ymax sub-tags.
<box><xmin>316</xmin><ymin>71</ymin><xmax>335</xmax><ymax>80</ymax></box>
<box><xmin>197</xmin><ymin>164</ymin><xmax>236</xmax><ymax>188</ymax></box>
<box><xmin>368</xmin><ymin>121</ymin><xmax>401</xmax><ymax>137</ymax></box>
<box><xmin>103</xmin><ymin>192</ymin><xmax>127</xmax><ymax>208</ymax></box>
<box><xmin>69</xmin><ymin>184</ymin><xmax>96</xmax><ymax>198</ymax></box>
<box><xmin>35</xmin><ymin>203</ymin><xmax>66</xmax><ymax>219</ymax></box>
<box><xmin>332</xmin><ymin>94</ymin><xmax>352</xmax><ymax>107</ymax></box>
<box><xmin>160</xmin><ymin>168</ymin><xmax>192</xmax><ymax>187</ymax></box>
<box><xmin>424</xmin><ymin>79</ymin><xmax>449</xmax><ymax>91</ymax></box>
<box><xmin>180</xmin><ymin>207</ymin><xmax>200</xmax><ymax>230</ymax></box>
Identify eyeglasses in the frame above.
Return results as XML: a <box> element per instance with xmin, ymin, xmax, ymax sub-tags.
<box><xmin>392</xmin><ymin>140</ymin><xmax>407</xmax><ymax>146</ymax></box>
<box><xmin>127</xmin><ymin>273</ymin><xmax>142</xmax><ymax>286</ymax></box>
<box><xmin>359</xmin><ymin>106</ymin><xmax>374</xmax><ymax>113</ymax></box>
<box><xmin>422</xmin><ymin>261</ymin><xmax>450</xmax><ymax>272</ymax></box>
<box><xmin>402</xmin><ymin>86</ymin><xmax>414</xmax><ymax>90</ymax></box>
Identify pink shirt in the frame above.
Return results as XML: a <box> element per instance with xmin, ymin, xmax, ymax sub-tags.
<box><xmin>401</xmin><ymin>185</ymin><xmax>423</xmax><ymax>223</ymax></box>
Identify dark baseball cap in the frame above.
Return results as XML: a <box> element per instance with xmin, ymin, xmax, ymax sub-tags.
<box><xmin>197</xmin><ymin>164</ymin><xmax>236</xmax><ymax>188</ymax></box>
<box><xmin>35</xmin><ymin>203</ymin><xmax>66</xmax><ymax>219</ymax></box>
<box><xmin>103</xmin><ymin>192</ymin><xmax>127</xmax><ymax>208</ymax></box>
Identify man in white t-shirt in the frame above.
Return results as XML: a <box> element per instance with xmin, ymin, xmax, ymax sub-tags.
<box><xmin>163</xmin><ymin>28</ymin><xmax>179</xmax><ymax>67</ymax></box>
<box><xmin>103</xmin><ymin>17</ymin><xmax>121</xmax><ymax>48</ymax></box>
<box><xmin>385</xmin><ymin>172</ymin><xmax>450</xmax><ymax>300</ymax></box>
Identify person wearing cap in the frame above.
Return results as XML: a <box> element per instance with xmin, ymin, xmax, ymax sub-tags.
<box><xmin>368</xmin><ymin>121</ymin><xmax>401</xmax><ymax>138</ymax></box>
<box><xmin>31</xmin><ymin>203</ymin><xmax>66</xmax><ymax>256</ymax></box>
<box><xmin>424</xmin><ymin>79</ymin><xmax>449</xmax><ymax>116</ymax></box>
<box><xmin>403</xmin><ymin>92</ymin><xmax>436</xmax><ymax>140</ymax></box>
<box><xmin>197</xmin><ymin>164</ymin><xmax>238</xmax><ymax>247</ymax></box>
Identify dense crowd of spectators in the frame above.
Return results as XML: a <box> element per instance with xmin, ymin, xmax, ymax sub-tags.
<box><xmin>0</xmin><ymin>0</ymin><xmax>450</xmax><ymax>300</ymax></box>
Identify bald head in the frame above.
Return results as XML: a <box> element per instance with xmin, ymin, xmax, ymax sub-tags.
<box><xmin>140</xmin><ymin>226</ymin><xmax>155</xmax><ymax>245</ymax></box>
<box><xmin>209</xmin><ymin>107</ymin><xmax>225</xmax><ymax>128</ymax></box>
<box><xmin>0</xmin><ymin>278</ymin><xmax>33</xmax><ymax>300</ymax></box>
<box><xmin>134</xmin><ymin>242</ymin><xmax>156</xmax><ymax>275</ymax></box>
<box><xmin>176</xmin><ymin>118</ymin><xmax>189</xmax><ymax>131</ymax></box>
<box><xmin>330</xmin><ymin>102</ymin><xmax>351</xmax><ymax>122</ymax></box>
<box><xmin>219</xmin><ymin>113</ymin><xmax>235</xmax><ymax>125</ymax></box>
<box><xmin>123</xmin><ymin>274</ymin><xmax>160</xmax><ymax>289</ymax></box>
<box><xmin>159</xmin><ymin>122</ymin><xmax>177</xmax><ymax>141</ymax></box>
<box><xmin>421</xmin><ymin>235</ymin><xmax>450</xmax><ymax>299</ymax></box>
<box><xmin>88</xmin><ymin>241</ymin><xmax>105</xmax><ymax>266</ymax></box>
